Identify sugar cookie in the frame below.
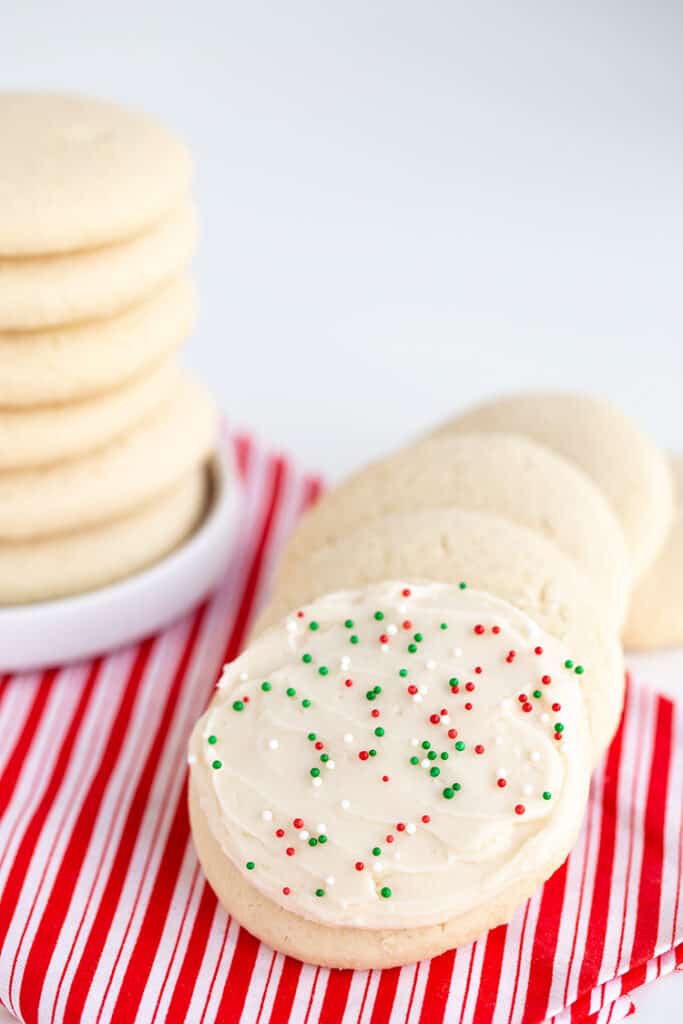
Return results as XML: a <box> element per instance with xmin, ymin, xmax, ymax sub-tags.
<box><xmin>189</xmin><ymin>581</ymin><xmax>591</xmax><ymax>967</ymax></box>
<box><xmin>624</xmin><ymin>456</ymin><xmax>683</xmax><ymax>650</ymax></box>
<box><xmin>0</xmin><ymin>276</ymin><xmax>194</xmax><ymax>408</ymax></box>
<box><xmin>255</xmin><ymin>508</ymin><xmax>624</xmax><ymax>757</ymax></box>
<box><xmin>433</xmin><ymin>393</ymin><xmax>673</xmax><ymax>578</ymax></box>
<box><xmin>0</xmin><ymin>468</ymin><xmax>208</xmax><ymax>605</ymax></box>
<box><xmin>0</xmin><ymin>375</ymin><xmax>216</xmax><ymax>539</ymax></box>
<box><xmin>0</xmin><ymin>358</ymin><xmax>179</xmax><ymax>470</ymax></box>
<box><xmin>0</xmin><ymin>93</ymin><xmax>191</xmax><ymax>255</ymax></box>
<box><xmin>0</xmin><ymin>203</ymin><xmax>196</xmax><ymax>330</ymax></box>
<box><xmin>279</xmin><ymin>433</ymin><xmax>630</xmax><ymax>625</ymax></box>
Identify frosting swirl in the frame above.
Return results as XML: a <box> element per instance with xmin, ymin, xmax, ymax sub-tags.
<box><xmin>189</xmin><ymin>581</ymin><xmax>591</xmax><ymax>929</ymax></box>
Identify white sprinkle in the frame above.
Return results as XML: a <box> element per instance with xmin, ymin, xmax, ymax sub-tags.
<box><xmin>495</xmin><ymin>735</ymin><xmax>504</xmax><ymax>745</ymax></box>
<box><xmin>187</xmin><ymin>754</ymin><xmax>197</xmax><ymax>765</ymax></box>
<box><xmin>387</xmin><ymin>624</ymin><xmax>398</xmax><ymax>636</ymax></box>
<box><xmin>299</xmin><ymin>830</ymin><xmax>309</xmax><ymax>841</ymax></box>
<box><xmin>318</xmin><ymin>823</ymin><xmax>327</xmax><ymax>833</ymax></box>
<box><xmin>381</xmin><ymin>644</ymin><xmax>389</xmax><ymax>652</ymax></box>
<box><xmin>411</xmin><ymin>737</ymin><xmax>419</xmax><ymax>746</ymax></box>
<box><xmin>239</xmin><ymin>671</ymin><xmax>249</xmax><ymax>681</ymax></box>
<box><xmin>372</xmin><ymin>861</ymin><xmax>383</xmax><ymax>873</ymax></box>
<box><xmin>341</xmin><ymin>799</ymin><xmax>350</xmax><ymax>810</ymax></box>
<box><xmin>452</xmin><ymin>647</ymin><xmax>463</xmax><ymax>657</ymax></box>
<box><xmin>340</xmin><ymin>656</ymin><xmax>350</xmax><ymax>670</ymax></box>
<box><xmin>268</xmin><ymin>739</ymin><xmax>279</xmax><ymax>750</ymax></box>
<box><xmin>522</xmin><ymin>783</ymin><xmax>533</xmax><ymax>796</ymax></box>
<box><xmin>312</xmin><ymin>778</ymin><xmax>322</xmax><ymax>787</ymax></box>
<box><xmin>262</xmin><ymin>809</ymin><xmax>273</xmax><ymax>821</ymax></box>
<box><xmin>426</xmin><ymin>659</ymin><xmax>436</xmax><ymax>670</ymax></box>
<box><xmin>497</xmin><ymin>768</ymin><xmax>507</xmax><ymax>779</ymax></box>
<box><xmin>394</xmin><ymin>851</ymin><xmax>401</xmax><ymax>861</ymax></box>
<box><xmin>286</xmin><ymin>619</ymin><xmax>297</xmax><ymax>633</ymax></box>
<box><xmin>406</xmin><ymin>823</ymin><xmax>416</xmax><ymax>835</ymax></box>
<box><xmin>343</xmin><ymin>733</ymin><xmax>354</xmax><ymax>744</ymax></box>
<box><xmin>421</xmin><ymin>758</ymin><xmax>430</xmax><ymax>768</ymax></box>
<box><xmin>398</xmin><ymin>602</ymin><xmax>408</xmax><ymax>614</ymax></box>
<box><xmin>540</xmin><ymin>713</ymin><xmax>550</xmax><ymax>724</ymax></box>
<box><xmin>441</xmin><ymin>714</ymin><xmax>451</xmax><ymax>725</ymax></box>
<box><xmin>418</xmin><ymin>685</ymin><xmax>427</xmax><ymax>695</ymax></box>
<box><xmin>326</xmin><ymin>760</ymin><xmax>336</xmax><ymax>770</ymax></box>
<box><xmin>501</xmin><ymin>698</ymin><xmax>513</xmax><ymax>710</ymax></box>
<box><xmin>530</xmin><ymin>751</ymin><xmax>541</xmax><ymax>763</ymax></box>
<box><xmin>413</xmin><ymin>695</ymin><xmax>423</xmax><ymax>704</ymax></box>
<box><xmin>326</xmin><ymin>876</ymin><xmax>335</xmax><ymax>886</ymax></box>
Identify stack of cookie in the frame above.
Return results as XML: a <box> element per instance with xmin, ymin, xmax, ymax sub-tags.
<box><xmin>187</xmin><ymin>392</ymin><xmax>674</xmax><ymax>969</ymax></box>
<box><xmin>0</xmin><ymin>93</ymin><xmax>217</xmax><ymax>604</ymax></box>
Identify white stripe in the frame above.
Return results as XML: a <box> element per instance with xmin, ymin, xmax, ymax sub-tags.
<box><xmin>0</xmin><ymin>677</ymin><xmax>39</xmax><ymax>775</ymax></box>
<box><xmin>442</xmin><ymin>943</ymin><xmax>476</xmax><ymax>1022</ymax></box>
<box><xmin>406</xmin><ymin>959</ymin><xmax>431</xmax><ymax>1024</ymax></box>
<box><xmin>288</xmin><ymin>964</ymin><xmax>321</xmax><ymax>1022</ymax></box>
<box><xmin>490</xmin><ymin>902</ymin><xmax>531</xmax><ymax>1024</ymax></box>
<box><xmin>305</xmin><ymin>963</ymin><xmax>331</xmax><ymax>1024</ymax></box>
<box><xmin>184</xmin><ymin>911</ymin><xmax>239</xmax><ymax>1023</ymax></box>
<box><xmin>507</xmin><ymin>887</ymin><xmax>544</xmax><ymax>1024</ymax></box>
<box><xmin>340</xmin><ymin>972</ymin><xmax>373</xmax><ymax>1024</ymax></box>
<box><xmin>659</xmin><ymin>700</ymin><xmax>683</xmax><ymax>950</ymax></box>
<box><xmin>251</xmin><ymin>953</ymin><xmax>286</xmax><ymax>1024</ymax></box>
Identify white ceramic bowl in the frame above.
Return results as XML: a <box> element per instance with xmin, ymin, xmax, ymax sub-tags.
<box><xmin>0</xmin><ymin>445</ymin><xmax>241</xmax><ymax>672</ymax></box>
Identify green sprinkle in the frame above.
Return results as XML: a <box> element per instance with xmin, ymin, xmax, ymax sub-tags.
<box><xmin>315</xmin><ymin>888</ymin><xmax>325</xmax><ymax>897</ymax></box>
<box><xmin>399</xmin><ymin>668</ymin><xmax>408</xmax><ymax>678</ymax></box>
<box><xmin>374</xmin><ymin>727</ymin><xmax>385</xmax><ymax>737</ymax></box>
<box><xmin>319</xmin><ymin>834</ymin><xmax>328</xmax><ymax>844</ymax></box>
<box><xmin>380</xmin><ymin>886</ymin><xmax>392</xmax><ymax>899</ymax></box>
<box><xmin>232</xmin><ymin>700</ymin><xmax>244</xmax><ymax>712</ymax></box>
<box><xmin>453</xmin><ymin>782</ymin><xmax>462</xmax><ymax>791</ymax></box>
<box><xmin>455</xmin><ymin>741</ymin><xmax>465</xmax><ymax>751</ymax></box>
<box><xmin>310</xmin><ymin>767</ymin><xmax>321</xmax><ymax>777</ymax></box>
<box><xmin>261</xmin><ymin>681</ymin><xmax>272</xmax><ymax>692</ymax></box>
<box><xmin>309</xmin><ymin>620</ymin><xmax>319</xmax><ymax>631</ymax></box>
<box><xmin>212</xmin><ymin>759</ymin><xmax>222</xmax><ymax>770</ymax></box>
<box><xmin>543</xmin><ymin>791</ymin><xmax>552</xmax><ymax>800</ymax></box>
<box><xmin>318</xmin><ymin>666</ymin><xmax>329</xmax><ymax>676</ymax></box>
<box><xmin>302</xmin><ymin>653</ymin><xmax>312</xmax><ymax>664</ymax></box>
<box><xmin>440</xmin><ymin>622</ymin><xmax>448</xmax><ymax>630</ymax></box>
<box><xmin>413</xmin><ymin>633</ymin><xmax>423</xmax><ymax>643</ymax></box>
<box><xmin>207</xmin><ymin>735</ymin><xmax>217</xmax><ymax>745</ymax></box>
<box><xmin>286</xmin><ymin>687</ymin><xmax>296</xmax><ymax>697</ymax></box>
<box><xmin>308</xmin><ymin>837</ymin><xmax>318</xmax><ymax>846</ymax></box>
<box><xmin>564</xmin><ymin>659</ymin><xmax>574</xmax><ymax>669</ymax></box>
<box><xmin>533</xmin><ymin>690</ymin><xmax>542</xmax><ymax>699</ymax></box>
<box><xmin>307</xmin><ymin>732</ymin><xmax>317</xmax><ymax>741</ymax></box>
<box><xmin>321</xmin><ymin>753</ymin><xmax>329</xmax><ymax>762</ymax></box>
<box><xmin>366</xmin><ymin>690</ymin><xmax>376</xmax><ymax>701</ymax></box>
<box><xmin>574</xmin><ymin>665</ymin><xmax>584</xmax><ymax>675</ymax></box>
<box><xmin>449</xmin><ymin>677</ymin><xmax>459</xmax><ymax>687</ymax></box>
<box><xmin>350</xmin><ymin>635</ymin><xmax>359</xmax><ymax>645</ymax></box>
<box><xmin>372</xmin><ymin>846</ymin><xmax>381</xmax><ymax>856</ymax></box>
<box><xmin>555</xmin><ymin>722</ymin><xmax>565</xmax><ymax>733</ymax></box>
<box><xmin>427</xmin><ymin>750</ymin><xmax>437</xmax><ymax>761</ymax></box>
<box><xmin>442</xmin><ymin>787</ymin><xmax>455</xmax><ymax>799</ymax></box>
<box><xmin>373</xmin><ymin>685</ymin><xmax>382</xmax><ymax>695</ymax></box>
<box><xmin>440</xmin><ymin>751</ymin><xmax>449</xmax><ymax>760</ymax></box>
<box><xmin>408</xmin><ymin>643</ymin><xmax>418</xmax><ymax>653</ymax></box>
<box><xmin>302</xmin><ymin>698</ymin><xmax>311</xmax><ymax>708</ymax></box>
<box><xmin>374</xmin><ymin>611</ymin><xmax>384</xmax><ymax>621</ymax></box>
<box><xmin>429</xmin><ymin>766</ymin><xmax>441</xmax><ymax>777</ymax></box>
<box><xmin>246</xmin><ymin>861</ymin><xmax>255</xmax><ymax>870</ymax></box>
<box><xmin>369</xmin><ymin>748</ymin><xmax>377</xmax><ymax>757</ymax></box>
<box><xmin>344</xmin><ymin>619</ymin><xmax>354</xmax><ymax>628</ymax></box>
<box><xmin>410</xmin><ymin>756</ymin><xmax>419</xmax><ymax>765</ymax></box>
<box><xmin>459</xmin><ymin>581</ymin><xmax>467</xmax><ymax>589</ymax></box>
<box><xmin>421</xmin><ymin>740</ymin><xmax>431</xmax><ymax>750</ymax></box>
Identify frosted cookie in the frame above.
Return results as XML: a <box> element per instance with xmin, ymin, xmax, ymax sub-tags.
<box><xmin>189</xmin><ymin>581</ymin><xmax>592</xmax><ymax>968</ymax></box>
<box><xmin>433</xmin><ymin>393</ymin><xmax>673</xmax><ymax>578</ymax></box>
<box><xmin>624</xmin><ymin>456</ymin><xmax>683</xmax><ymax>650</ymax></box>
<box><xmin>0</xmin><ymin>376</ymin><xmax>217</xmax><ymax>540</ymax></box>
<box><xmin>255</xmin><ymin>508</ymin><xmax>625</xmax><ymax>757</ymax></box>
<box><xmin>0</xmin><ymin>276</ymin><xmax>194</xmax><ymax>407</ymax></box>
<box><xmin>279</xmin><ymin>434</ymin><xmax>631</xmax><ymax>626</ymax></box>
<box><xmin>0</xmin><ymin>93</ymin><xmax>191</xmax><ymax>255</ymax></box>
<box><xmin>0</xmin><ymin>203</ymin><xmax>196</xmax><ymax>330</ymax></box>
<box><xmin>0</xmin><ymin>468</ymin><xmax>208</xmax><ymax>605</ymax></box>
<box><xmin>0</xmin><ymin>358</ymin><xmax>179</xmax><ymax>470</ymax></box>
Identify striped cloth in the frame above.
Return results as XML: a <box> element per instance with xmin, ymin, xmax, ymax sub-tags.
<box><xmin>0</xmin><ymin>435</ymin><xmax>681</xmax><ymax>1024</ymax></box>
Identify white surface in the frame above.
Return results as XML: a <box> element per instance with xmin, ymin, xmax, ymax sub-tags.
<box><xmin>0</xmin><ymin>448</ymin><xmax>240</xmax><ymax>670</ymax></box>
<box><xmin>1</xmin><ymin>3</ymin><xmax>681</xmax><ymax>1016</ymax></box>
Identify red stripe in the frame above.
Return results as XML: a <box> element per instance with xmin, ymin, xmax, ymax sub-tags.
<box><xmin>264</xmin><ymin>957</ymin><xmax>303</xmax><ymax>1022</ymax></box>
<box><xmin>417</xmin><ymin>950</ymin><xmax>456</xmax><ymax>1024</ymax></box>
<box><xmin>163</xmin><ymin>883</ymin><xmax>220</xmax><ymax>1023</ymax></box>
<box><xmin>303</xmin><ymin>965</ymin><xmax>321</xmax><ymax>1023</ymax></box>
<box><xmin>316</xmin><ymin>969</ymin><xmax>353</xmax><ymax>1023</ymax></box>
<box><xmin>148</xmin><ymin>863</ymin><xmax>202</xmax><ymax>1024</ymax></box>
<box><xmin>254</xmin><ymin>950</ymin><xmax>277</xmax><ymax>1024</ymax></box>
<box><xmin>505</xmin><ymin>901</ymin><xmax>531</xmax><ymax>1024</ymax></box>
<box><xmin>0</xmin><ymin>670</ymin><xmax>57</xmax><ymax>825</ymax></box>
<box><xmin>110</xmin><ymin>454</ymin><xmax>287</xmax><ymax>1024</ymax></box>
<box><xmin>472</xmin><ymin>926</ymin><xmax>508</xmax><ymax>1024</ymax></box>
<box><xmin>519</xmin><ymin>860</ymin><xmax>570</xmax><ymax>1023</ymax></box>
<box><xmin>626</xmin><ymin>697</ymin><xmax>674</xmax><ymax>990</ymax></box>
<box><xmin>369</xmin><ymin>966</ymin><xmax>402</xmax><ymax>1023</ymax></box>
<box><xmin>403</xmin><ymin>963</ymin><xmax>422</xmax><ymax>1022</ymax></box>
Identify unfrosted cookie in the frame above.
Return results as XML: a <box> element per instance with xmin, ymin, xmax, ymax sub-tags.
<box><xmin>0</xmin><ymin>358</ymin><xmax>179</xmax><ymax>470</ymax></box>
<box><xmin>0</xmin><ymin>276</ymin><xmax>194</xmax><ymax>407</ymax></box>
<box><xmin>0</xmin><ymin>468</ymin><xmax>208</xmax><ymax>605</ymax></box>
<box><xmin>0</xmin><ymin>93</ymin><xmax>191</xmax><ymax>255</ymax></box>
<box><xmin>189</xmin><ymin>581</ymin><xmax>592</xmax><ymax>968</ymax></box>
<box><xmin>255</xmin><ymin>508</ymin><xmax>624</xmax><ymax>757</ymax></box>
<box><xmin>0</xmin><ymin>375</ymin><xmax>217</xmax><ymax>539</ymax></box>
<box><xmin>433</xmin><ymin>393</ymin><xmax>673</xmax><ymax>578</ymax></box>
<box><xmin>279</xmin><ymin>433</ymin><xmax>631</xmax><ymax>625</ymax></box>
<box><xmin>0</xmin><ymin>202</ymin><xmax>196</xmax><ymax>330</ymax></box>
<box><xmin>624</xmin><ymin>456</ymin><xmax>683</xmax><ymax>650</ymax></box>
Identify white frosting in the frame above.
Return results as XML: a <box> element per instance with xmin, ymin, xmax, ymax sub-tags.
<box><xmin>189</xmin><ymin>582</ymin><xmax>591</xmax><ymax>930</ymax></box>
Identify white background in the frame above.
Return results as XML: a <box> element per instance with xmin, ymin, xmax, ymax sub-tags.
<box><xmin>2</xmin><ymin>2</ymin><xmax>682</xmax><ymax>1019</ymax></box>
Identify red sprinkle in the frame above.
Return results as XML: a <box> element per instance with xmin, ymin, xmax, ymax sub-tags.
<box><xmin>440</xmin><ymin>707</ymin><xmax>448</xmax><ymax>716</ymax></box>
<box><xmin>464</xmin><ymin>702</ymin><xmax>473</xmax><ymax>711</ymax></box>
<box><xmin>492</xmin><ymin>625</ymin><xmax>501</xmax><ymax>634</ymax></box>
<box><xmin>465</xmin><ymin>682</ymin><xmax>475</xmax><ymax>692</ymax></box>
<box><xmin>421</xmin><ymin>814</ymin><xmax>431</xmax><ymax>823</ymax></box>
<box><xmin>359</xmin><ymin>750</ymin><xmax>369</xmax><ymax>761</ymax></box>
<box><xmin>355</xmin><ymin>861</ymin><xmax>365</xmax><ymax>871</ymax></box>
<box><xmin>430</xmin><ymin>713</ymin><xmax>441</xmax><ymax>724</ymax></box>
<box><xmin>315</xmin><ymin>741</ymin><xmax>324</xmax><ymax>750</ymax></box>
<box><xmin>542</xmin><ymin>675</ymin><xmax>552</xmax><ymax>685</ymax></box>
<box><xmin>408</xmin><ymin>684</ymin><xmax>418</xmax><ymax>695</ymax></box>
<box><xmin>475</xmin><ymin>744</ymin><xmax>485</xmax><ymax>755</ymax></box>
<box><xmin>534</xmin><ymin>646</ymin><xmax>544</xmax><ymax>655</ymax></box>
<box><xmin>243</xmin><ymin>696</ymin><xmax>250</xmax><ymax>703</ymax></box>
<box><xmin>402</xmin><ymin>588</ymin><xmax>412</xmax><ymax>597</ymax></box>
<box><xmin>283</xmin><ymin>886</ymin><xmax>291</xmax><ymax>895</ymax></box>
<box><xmin>506</xmin><ymin>650</ymin><xmax>517</xmax><ymax>663</ymax></box>
<box><xmin>515</xmin><ymin>804</ymin><xmax>526</xmax><ymax>815</ymax></box>
<box><xmin>518</xmin><ymin>693</ymin><xmax>528</xmax><ymax>703</ymax></box>
<box><xmin>379</xmin><ymin>634</ymin><xmax>389</xmax><ymax>644</ymax></box>
<box><xmin>554</xmin><ymin>732</ymin><xmax>562</xmax><ymax>741</ymax></box>
<box><xmin>448</xmin><ymin>728</ymin><xmax>458</xmax><ymax>739</ymax></box>
<box><xmin>386</xmin><ymin>834</ymin><xmax>394</xmax><ymax>843</ymax></box>
<box><xmin>276</xmin><ymin>828</ymin><xmax>285</xmax><ymax>838</ymax></box>
<box><xmin>474</xmin><ymin>624</ymin><xmax>485</xmax><ymax>635</ymax></box>
<box><xmin>371</xmin><ymin>709</ymin><xmax>380</xmax><ymax>718</ymax></box>
<box><xmin>552</xmin><ymin>702</ymin><xmax>562</xmax><ymax>712</ymax></box>
<box><xmin>345</xmin><ymin>678</ymin><xmax>353</xmax><ymax>687</ymax></box>
<box><xmin>396</xmin><ymin>822</ymin><xmax>406</xmax><ymax>832</ymax></box>
<box><xmin>475</xmin><ymin>666</ymin><xmax>483</xmax><ymax>674</ymax></box>
<box><xmin>286</xmin><ymin>847</ymin><xmax>295</xmax><ymax>856</ymax></box>
<box><xmin>293</xmin><ymin>818</ymin><xmax>304</xmax><ymax>829</ymax></box>
<box><xmin>522</xmin><ymin>702</ymin><xmax>533</xmax><ymax>713</ymax></box>
<box><xmin>497</xmin><ymin>778</ymin><xmax>507</xmax><ymax>788</ymax></box>
<box><xmin>382</xmin><ymin>775</ymin><xmax>389</xmax><ymax>782</ymax></box>
<box><xmin>296</xmin><ymin>611</ymin><xmax>304</xmax><ymax>618</ymax></box>
<box><xmin>402</xmin><ymin>620</ymin><xmax>412</xmax><ymax>630</ymax></box>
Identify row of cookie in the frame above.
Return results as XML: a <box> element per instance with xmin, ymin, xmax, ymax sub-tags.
<box><xmin>0</xmin><ymin>94</ymin><xmax>217</xmax><ymax>603</ymax></box>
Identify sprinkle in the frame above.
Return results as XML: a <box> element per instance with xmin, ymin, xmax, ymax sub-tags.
<box><xmin>276</xmin><ymin>828</ymin><xmax>285</xmax><ymax>837</ymax></box>
<box><xmin>426</xmin><ymin>659</ymin><xmax>436</xmax><ymax>670</ymax></box>
<box><xmin>402</xmin><ymin>588</ymin><xmax>412</xmax><ymax>597</ymax></box>
<box><xmin>343</xmin><ymin>733</ymin><xmax>354</xmax><ymax>744</ymax></box>
<box><xmin>207</xmin><ymin>735</ymin><xmax>217</xmax><ymax>745</ymax></box>
<box><xmin>380</xmin><ymin>886</ymin><xmax>392</xmax><ymax>898</ymax></box>
<box><xmin>492</xmin><ymin>625</ymin><xmax>501</xmax><ymax>634</ymax></box>
<box><xmin>474</xmin><ymin>744</ymin><xmax>485</xmax><ymax>755</ymax></box>
<box><xmin>187</xmin><ymin>754</ymin><xmax>196</xmax><ymax>765</ymax></box>
<box><xmin>269</xmin><ymin>739</ymin><xmax>279</xmax><ymax>750</ymax></box>
<box><xmin>309</xmin><ymin>620</ymin><xmax>319</xmax><ymax>631</ymax></box>
<box><xmin>374</xmin><ymin>610</ymin><xmax>384</xmax><ymax>621</ymax></box>
<box><xmin>359</xmin><ymin>750</ymin><xmax>369</xmax><ymax>761</ymax></box>
<box><xmin>326</xmin><ymin>876</ymin><xmax>335</xmax><ymax>885</ymax></box>
<box><xmin>315</xmin><ymin>888</ymin><xmax>325</xmax><ymax>897</ymax></box>
<box><xmin>293</xmin><ymin>818</ymin><xmax>304</xmax><ymax>828</ymax></box>
<box><xmin>410</xmin><ymin>756</ymin><xmax>420</xmax><ymax>765</ymax></box>
<box><xmin>429</xmin><ymin>766</ymin><xmax>440</xmax><ymax>777</ymax></box>
<box><xmin>211</xmin><ymin>759</ymin><xmax>222</xmax><ymax>770</ymax></box>
<box><xmin>387</xmin><ymin>624</ymin><xmax>398</xmax><ymax>636</ymax></box>
<box><xmin>246</xmin><ymin>861</ymin><xmax>255</xmax><ymax>870</ymax></box>
<box><xmin>542</xmin><ymin>675</ymin><xmax>552</xmax><ymax>685</ymax></box>
<box><xmin>530</xmin><ymin>751</ymin><xmax>541</xmax><ymax>762</ymax></box>
<box><xmin>344</xmin><ymin>619</ymin><xmax>354</xmax><ymax>628</ymax></box>
<box><xmin>421</xmin><ymin>814</ymin><xmax>431</xmax><ymax>823</ymax></box>
<box><xmin>239</xmin><ymin>671</ymin><xmax>249</xmax><ymax>681</ymax></box>
<box><xmin>442</xmin><ymin>787</ymin><xmax>455</xmax><ymax>799</ymax></box>
<box><xmin>515</xmin><ymin>804</ymin><xmax>526</xmax><ymax>815</ymax></box>
<box><xmin>406</xmin><ymin>823</ymin><xmax>416</xmax><ymax>834</ymax></box>
<box><xmin>574</xmin><ymin>665</ymin><xmax>584</xmax><ymax>675</ymax></box>
<box><xmin>232</xmin><ymin>700</ymin><xmax>244</xmax><ymax>712</ymax></box>
<box><xmin>310</xmin><ymin>768</ymin><xmax>320</xmax><ymax>777</ymax></box>
<box><xmin>302</xmin><ymin>654</ymin><xmax>312</xmax><ymax>664</ymax></box>
<box><xmin>455</xmin><ymin>741</ymin><xmax>465</xmax><ymax>751</ymax></box>
<box><xmin>350</xmin><ymin>635</ymin><xmax>359</xmax><ymax>645</ymax></box>
<box><xmin>374</xmin><ymin>727</ymin><xmax>385</xmax><ymax>737</ymax></box>
<box><xmin>262</xmin><ymin>810</ymin><xmax>273</xmax><ymax>821</ymax></box>
<box><xmin>261</xmin><ymin>681</ymin><xmax>271</xmax><ymax>692</ymax></box>
<box><xmin>459</xmin><ymin>581</ymin><xmax>467</xmax><ymax>589</ymax></box>
<box><xmin>355</xmin><ymin>861</ymin><xmax>364</xmax><ymax>871</ymax></box>
<box><xmin>440</xmin><ymin>623</ymin><xmax>448</xmax><ymax>630</ymax></box>
<box><xmin>302</xmin><ymin>699</ymin><xmax>312</xmax><ymax>708</ymax></box>
<box><xmin>318</xmin><ymin>666</ymin><xmax>329</xmax><ymax>676</ymax></box>
<box><xmin>497</xmin><ymin>778</ymin><xmax>507</xmax><ymax>788</ymax></box>
<box><xmin>474</xmin><ymin>624</ymin><xmax>485</xmax><ymax>635</ymax></box>
<box><xmin>543</xmin><ymin>791</ymin><xmax>552</xmax><ymax>800</ymax></box>
<box><xmin>345</xmin><ymin>678</ymin><xmax>353</xmax><ymax>688</ymax></box>
<box><xmin>564</xmin><ymin>659</ymin><xmax>574</xmax><ymax>669</ymax></box>
<box><xmin>534</xmin><ymin>646</ymin><xmax>543</xmax><ymax>655</ymax></box>
<box><xmin>327</xmin><ymin>760</ymin><xmax>336</xmax><ymax>769</ymax></box>
<box><xmin>408</xmin><ymin>643</ymin><xmax>418</xmax><ymax>653</ymax></box>
<box><xmin>341</xmin><ymin>799</ymin><xmax>350</xmax><ymax>810</ymax></box>
<box><xmin>286</xmin><ymin>847</ymin><xmax>295</xmax><ymax>856</ymax></box>
<box><xmin>286</xmin><ymin>687</ymin><xmax>296</xmax><ymax>697</ymax></box>
<box><xmin>283</xmin><ymin>886</ymin><xmax>290</xmax><ymax>894</ymax></box>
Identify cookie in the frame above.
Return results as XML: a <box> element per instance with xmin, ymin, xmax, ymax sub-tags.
<box><xmin>279</xmin><ymin>433</ymin><xmax>631</xmax><ymax>625</ymax></box>
<box><xmin>0</xmin><ymin>358</ymin><xmax>179</xmax><ymax>470</ymax></box>
<box><xmin>0</xmin><ymin>275</ymin><xmax>194</xmax><ymax>408</ymax></box>
<box><xmin>624</xmin><ymin>456</ymin><xmax>683</xmax><ymax>650</ymax></box>
<box><xmin>433</xmin><ymin>393</ymin><xmax>673</xmax><ymax>578</ymax></box>
<box><xmin>189</xmin><ymin>580</ymin><xmax>592</xmax><ymax>968</ymax></box>
<box><xmin>0</xmin><ymin>93</ymin><xmax>191</xmax><ymax>255</ymax></box>
<box><xmin>0</xmin><ymin>202</ymin><xmax>196</xmax><ymax>330</ymax></box>
<box><xmin>0</xmin><ymin>375</ymin><xmax>217</xmax><ymax>539</ymax></box>
<box><xmin>255</xmin><ymin>508</ymin><xmax>624</xmax><ymax>757</ymax></box>
<box><xmin>0</xmin><ymin>467</ymin><xmax>208</xmax><ymax>605</ymax></box>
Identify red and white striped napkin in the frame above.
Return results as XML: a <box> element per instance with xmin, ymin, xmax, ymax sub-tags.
<box><xmin>0</xmin><ymin>434</ymin><xmax>681</xmax><ymax>1024</ymax></box>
